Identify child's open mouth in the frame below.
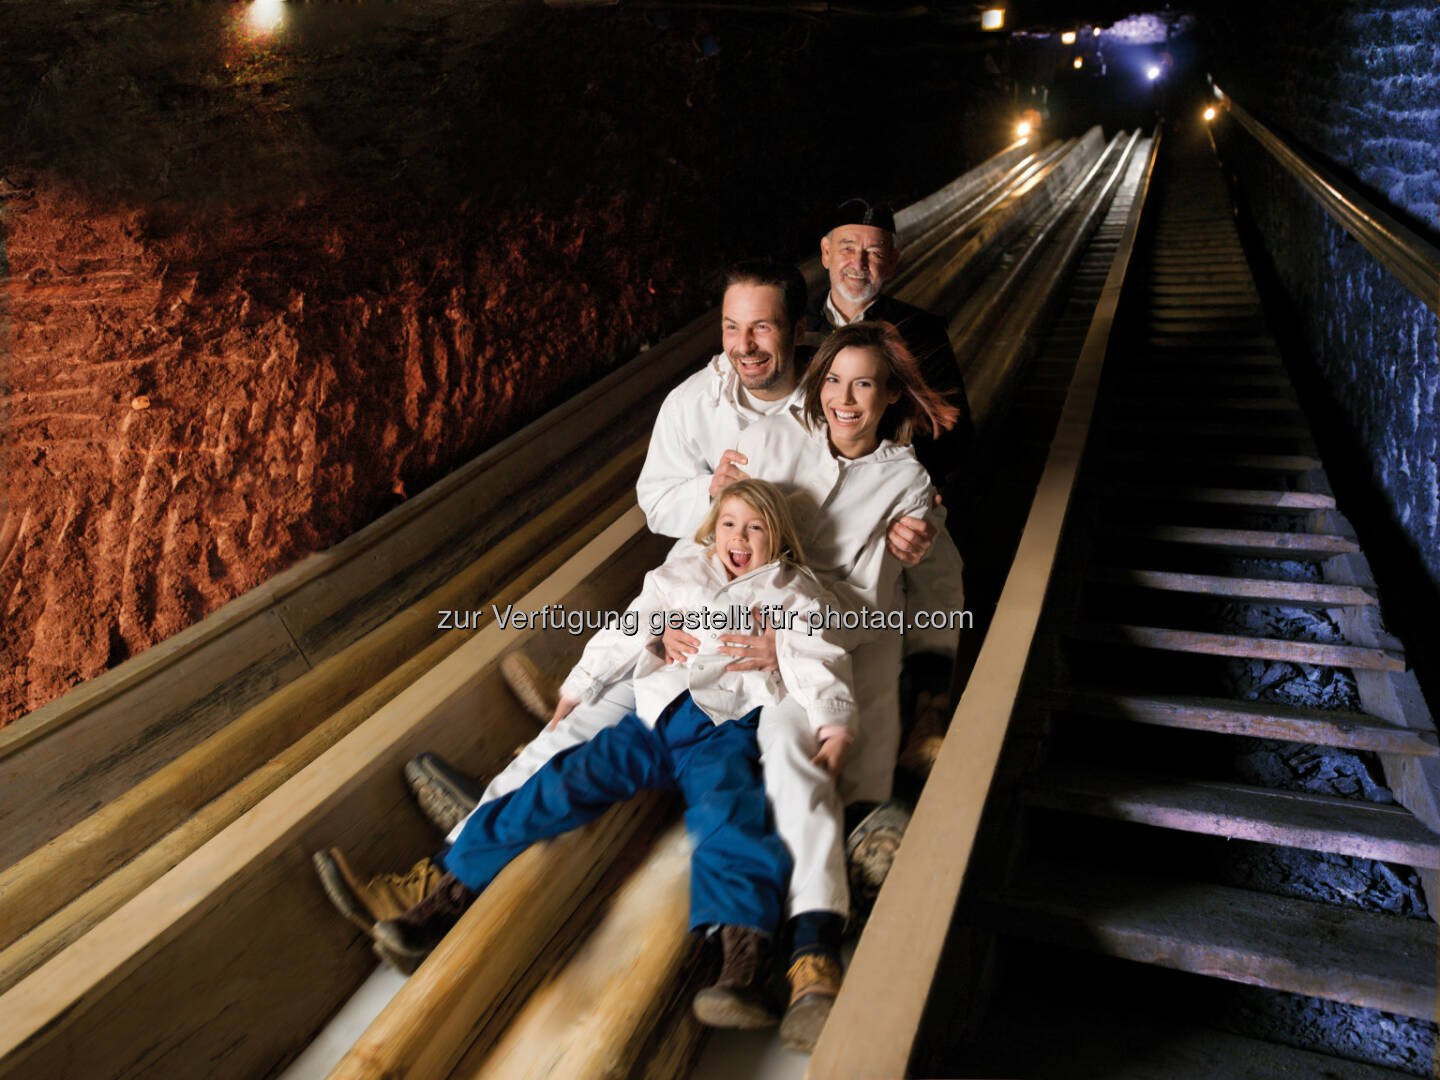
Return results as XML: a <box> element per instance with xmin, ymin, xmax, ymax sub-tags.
<box><xmin>727</xmin><ymin>548</ymin><xmax>752</xmax><ymax>572</ymax></box>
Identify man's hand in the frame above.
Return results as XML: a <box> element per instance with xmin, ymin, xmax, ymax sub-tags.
<box><xmin>886</xmin><ymin>494</ymin><xmax>942</xmax><ymax>564</ymax></box>
<box><xmin>720</xmin><ymin>606</ymin><xmax>779</xmax><ymax>672</ymax></box>
<box><xmin>708</xmin><ymin>449</ymin><xmax>750</xmax><ymax>499</ymax></box>
<box><xmin>662</xmin><ymin>624</ymin><xmax>700</xmax><ymax>665</ymax></box>
<box><xmin>811</xmin><ymin>734</ymin><xmax>850</xmax><ymax>778</ymax></box>
<box><xmin>548</xmin><ymin>695</ymin><xmax>580</xmax><ymax>731</ymax></box>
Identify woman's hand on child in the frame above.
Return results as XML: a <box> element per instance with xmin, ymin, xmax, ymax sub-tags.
<box><xmin>662</xmin><ymin>625</ymin><xmax>700</xmax><ymax>664</ymax></box>
<box><xmin>548</xmin><ymin>695</ymin><xmax>580</xmax><ymax>730</ymax></box>
<box><xmin>720</xmin><ymin>607</ymin><xmax>778</xmax><ymax>672</ymax></box>
<box><xmin>885</xmin><ymin>495</ymin><xmax>941</xmax><ymax>564</ymax></box>
<box><xmin>811</xmin><ymin>733</ymin><xmax>850</xmax><ymax>777</ymax></box>
<box><xmin>708</xmin><ymin>449</ymin><xmax>750</xmax><ymax>498</ymax></box>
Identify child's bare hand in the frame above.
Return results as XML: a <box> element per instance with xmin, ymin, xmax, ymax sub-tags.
<box><xmin>662</xmin><ymin>625</ymin><xmax>700</xmax><ymax>664</ymax></box>
<box><xmin>548</xmin><ymin>695</ymin><xmax>580</xmax><ymax>731</ymax></box>
<box><xmin>811</xmin><ymin>734</ymin><xmax>849</xmax><ymax>777</ymax></box>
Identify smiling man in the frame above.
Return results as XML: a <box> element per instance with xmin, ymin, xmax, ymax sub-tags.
<box><xmin>808</xmin><ymin>198</ymin><xmax>974</xmax><ymax>491</ymax></box>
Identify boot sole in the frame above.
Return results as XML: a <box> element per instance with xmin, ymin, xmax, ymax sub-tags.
<box><xmin>313</xmin><ymin>850</ymin><xmax>377</xmax><ymax>939</ymax></box>
<box><xmin>779</xmin><ymin>992</ymin><xmax>835</xmax><ymax>1052</ymax></box>
<box><xmin>692</xmin><ymin>988</ymin><xmax>779</xmax><ymax>1029</ymax></box>
<box><xmin>501</xmin><ymin>652</ymin><xmax>558</xmax><ymax>723</ymax></box>
<box><xmin>371</xmin><ymin>938</ymin><xmax>422</xmax><ymax>976</ymax></box>
<box><xmin>404</xmin><ymin>753</ymin><xmax>482</xmax><ymax>834</ymax></box>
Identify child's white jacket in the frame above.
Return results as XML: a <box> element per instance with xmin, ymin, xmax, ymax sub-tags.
<box><xmin>734</xmin><ymin>409</ymin><xmax>966</xmax><ymax>654</ymax></box>
<box><xmin>558</xmin><ymin>548</ymin><xmax>858</xmax><ymax>736</ymax></box>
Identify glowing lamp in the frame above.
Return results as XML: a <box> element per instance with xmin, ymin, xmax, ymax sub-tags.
<box><xmin>1146</xmin><ymin>65</ymin><xmax>1162</xmax><ymax>81</ymax></box>
<box><xmin>244</xmin><ymin>0</ymin><xmax>284</xmax><ymax>36</ymax></box>
<box><xmin>1073</xmin><ymin>56</ymin><xmax>1084</xmax><ymax>69</ymax></box>
<box><xmin>1093</xmin><ymin>26</ymin><xmax>1102</xmax><ymax>36</ymax></box>
<box><xmin>1017</xmin><ymin>120</ymin><xmax>1032</xmax><ymax>138</ymax></box>
<box><xmin>981</xmin><ymin>8</ymin><xmax>1005</xmax><ymax>30</ymax></box>
<box><xmin>1061</xmin><ymin>30</ymin><xmax>1077</xmax><ymax>44</ymax></box>
<box><xmin>1204</xmin><ymin>107</ymin><xmax>1216</xmax><ymax>121</ymax></box>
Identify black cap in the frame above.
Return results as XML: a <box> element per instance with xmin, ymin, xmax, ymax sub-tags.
<box><xmin>829</xmin><ymin>197</ymin><xmax>896</xmax><ymax>235</ymax></box>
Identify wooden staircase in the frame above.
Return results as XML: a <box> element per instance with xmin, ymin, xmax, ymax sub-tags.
<box><xmin>952</xmin><ymin>129</ymin><xmax>1439</xmax><ymax>1076</ymax></box>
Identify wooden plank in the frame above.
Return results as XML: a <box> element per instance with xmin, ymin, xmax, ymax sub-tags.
<box><xmin>1023</xmin><ymin>768</ymin><xmax>1440</xmax><ymax>867</ymax></box>
<box><xmin>0</xmin><ymin>511</ymin><xmax>666</xmax><ymax>1080</ymax></box>
<box><xmin>1072</xmin><ymin>623</ymin><xmax>1407</xmax><ymax>672</ymax></box>
<box><xmin>1038</xmin><ymin>688</ymin><xmax>1440</xmax><ymax>757</ymax></box>
<box><xmin>0</xmin><ymin>454</ymin><xmax>641</xmax><ymax>959</ymax></box>
<box><xmin>1095</xmin><ymin>484</ymin><xmax>1335</xmax><ymax>511</ymax></box>
<box><xmin>805</xmin><ymin>130</ymin><xmax>1163</xmax><ymax>1080</ymax></box>
<box><xmin>1109</xmin><ymin>452</ymin><xmax>1321</xmax><ymax>472</ymax></box>
<box><xmin>1090</xmin><ymin>567</ymin><xmax>1377</xmax><ymax>607</ymax></box>
<box><xmin>961</xmin><ymin>1003</ymin><xmax>1420</xmax><ymax>1079</ymax></box>
<box><xmin>1113</xmin><ymin>396</ymin><xmax>1302</xmax><ymax>413</ymax></box>
<box><xmin>456</xmin><ymin>823</ymin><xmax>695</xmax><ymax>1080</ymax></box>
<box><xmin>329</xmin><ymin>796</ymin><xmax>672</xmax><ymax>1080</ymax></box>
<box><xmin>976</xmin><ymin>868</ymin><xmax>1438</xmax><ymax>1019</ymax></box>
<box><xmin>1106</xmin><ymin>524</ymin><xmax>1358</xmax><ymax>557</ymax></box>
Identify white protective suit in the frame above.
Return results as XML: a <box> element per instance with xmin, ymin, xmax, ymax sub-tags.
<box><xmin>733</xmin><ymin>408</ymin><xmax>966</xmax><ymax>806</ymax></box>
<box><xmin>558</xmin><ymin>546</ymin><xmax>857</xmax><ymax>733</ymax></box>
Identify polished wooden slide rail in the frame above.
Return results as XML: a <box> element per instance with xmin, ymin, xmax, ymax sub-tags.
<box><xmin>0</xmin><ymin>129</ymin><xmax>1137</xmax><ymax>1079</ymax></box>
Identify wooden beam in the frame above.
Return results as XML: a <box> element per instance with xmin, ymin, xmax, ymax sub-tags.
<box><xmin>456</xmin><ymin>823</ymin><xmax>695</xmax><ymax>1080</ymax></box>
<box><xmin>1089</xmin><ymin>567</ymin><xmax>1376</xmax><ymax>607</ymax></box>
<box><xmin>1071</xmin><ymin>623</ymin><xmax>1406</xmax><ymax>672</ymax></box>
<box><xmin>0</xmin><ymin>454</ymin><xmax>640</xmax><ymax>958</ymax></box>
<box><xmin>1040</xmin><ymin>689</ymin><xmax>1439</xmax><ymax>757</ymax></box>
<box><xmin>0</xmin><ymin>511</ymin><xmax>664</xmax><ymax>1080</ymax></box>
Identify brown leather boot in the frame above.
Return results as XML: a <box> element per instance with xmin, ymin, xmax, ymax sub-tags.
<box><xmin>312</xmin><ymin>848</ymin><xmax>445</xmax><ymax>938</ymax></box>
<box><xmin>371</xmin><ymin>871</ymin><xmax>477</xmax><ymax>974</ymax></box>
<box><xmin>779</xmin><ymin>950</ymin><xmax>843</xmax><ymax>1051</ymax></box>
<box><xmin>691</xmin><ymin>925</ymin><xmax>779</xmax><ymax>1029</ymax></box>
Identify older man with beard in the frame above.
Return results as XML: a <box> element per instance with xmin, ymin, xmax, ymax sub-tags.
<box><xmin>806</xmin><ymin>199</ymin><xmax>974</xmax><ymax>492</ymax></box>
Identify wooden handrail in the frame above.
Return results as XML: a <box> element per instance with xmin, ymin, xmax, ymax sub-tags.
<box><xmin>805</xmin><ymin>126</ymin><xmax>1163</xmax><ymax>1080</ymax></box>
<box><xmin>1218</xmin><ymin>92</ymin><xmax>1440</xmax><ymax>315</ymax></box>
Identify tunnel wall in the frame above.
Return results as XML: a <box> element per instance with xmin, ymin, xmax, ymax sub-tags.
<box><xmin>0</xmin><ymin>4</ymin><xmax>1008</xmax><ymax>724</ymax></box>
<box><xmin>1202</xmin><ymin>0</ymin><xmax>1440</xmax><ymax>596</ymax></box>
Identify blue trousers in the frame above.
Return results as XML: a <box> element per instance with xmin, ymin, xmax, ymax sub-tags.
<box><xmin>440</xmin><ymin>694</ymin><xmax>792</xmax><ymax>933</ymax></box>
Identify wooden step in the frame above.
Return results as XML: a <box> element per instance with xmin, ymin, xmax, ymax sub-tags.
<box><xmin>1105</xmin><ymin>524</ymin><xmax>1357</xmax><ymax>558</ymax></box>
<box><xmin>1111</xmin><ymin>419</ymin><xmax>1313</xmax><ymax>442</ymax></box>
<box><xmin>1113</xmin><ymin>396</ymin><xmax>1301</xmax><ymax>413</ymax></box>
<box><xmin>976</xmin><ymin>868</ymin><xmax>1438</xmax><ymax>1019</ymax></box>
<box><xmin>1111</xmin><ymin>453</ymin><xmax>1322</xmax><ymax>473</ymax></box>
<box><xmin>1024</xmin><ymin>768</ymin><xmax>1440</xmax><ymax>867</ymax></box>
<box><xmin>962</xmin><ymin>1006</ymin><xmax>1417</xmax><ymax>1079</ymax></box>
<box><xmin>1123</xmin><ymin>374</ymin><xmax>1294</xmax><ymax>390</ymax></box>
<box><xmin>1095</xmin><ymin>485</ymin><xmax>1336</xmax><ymax>512</ymax></box>
<box><xmin>1091</xmin><ymin>567</ymin><xmax>1375</xmax><ymax>607</ymax></box>
<box><xmin>1071</xmin><ymin>624</ymin><xmax>1406</xmax><ymax>672</ymax></box>
<box><xmin>1037</xmin><ymin>688</ymin><xmax>1439</xmax><ymax>757</ymax></box>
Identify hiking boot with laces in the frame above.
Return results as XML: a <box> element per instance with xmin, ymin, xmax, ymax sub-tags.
<box><xmin>312</xmin><ymin>848</ymin><xmax>445</xmax><ymax>938</ymax></box>
<box><xmin>403</xmin><ymin>752</ymin><xmax>485</xmax><ymax>834</ymax></box>
<box><xmin>779</xmin><ymin>950</ymin><xmax>843</xmax><ymax>1051</ymax></box>
<box><xmin>372</xmin><ymin>871</ymin><xmax>477</xmax><ymax>974</ymax></box>
<box><xmin>501</xmin><ymin>652</ymin><xmax>558</xmax><ymax>724</ymax></box>
<box><xmin>691</xmin><ymin>925</ymin><xmax>779</xmax><ymax>1029</ymax></box>
<box><xmin>845</xmin><ymin>799</ymin><xmax>911</xmax><ymax>916</ymax></box>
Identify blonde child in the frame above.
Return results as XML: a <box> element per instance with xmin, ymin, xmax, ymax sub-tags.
<box><xmin>368</xmin><ymin>479</ymin><xmax>857</xmax><ymax>1027</ymax></box>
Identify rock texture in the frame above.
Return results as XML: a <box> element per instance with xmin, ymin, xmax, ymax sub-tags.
<box><xmin>0</xmin><ymin>2</ymin><xmax>1003</xmax><ymax>723</ymax></box>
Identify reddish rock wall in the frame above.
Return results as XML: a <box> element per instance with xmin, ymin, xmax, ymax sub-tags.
<box><xmin>0</xmin><ymin>3</ymin><xmax>1005</xmax><ymax>723</ymax></box>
